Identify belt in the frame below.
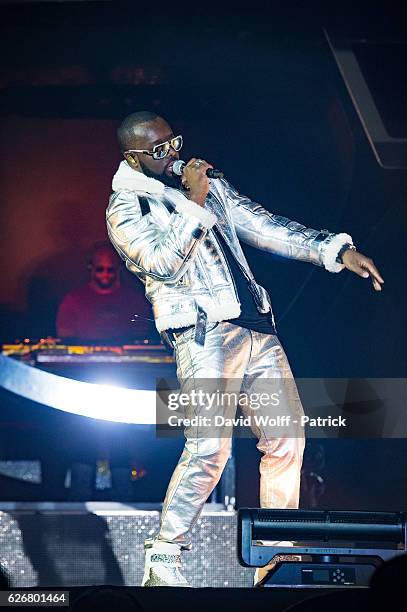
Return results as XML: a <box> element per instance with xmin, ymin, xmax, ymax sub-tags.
<box><xmin>167</xmin><ymin>305</ymin><xmax>208</xmax><ymax>347</ymax></box>
<box><xmin>166</xmin><ymin>325</ymin><xmax>194</xmax><ymax>341</ymax></box>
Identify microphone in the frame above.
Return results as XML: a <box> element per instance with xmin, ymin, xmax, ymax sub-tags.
<box><xmin>172</xmin><ymin>159</ymin><xmax>224</xmax><ymax>179</ymax></box>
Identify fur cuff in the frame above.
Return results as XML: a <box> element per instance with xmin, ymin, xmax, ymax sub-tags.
<box><xmin>320</xmin><ymin>232</ymin><xmax>354</xmax><ymax>273</ymax></box>
<box><xmin>175</xmin><ymin>198</ymin><xmax>217</xmax><ymax>229</ymax></box>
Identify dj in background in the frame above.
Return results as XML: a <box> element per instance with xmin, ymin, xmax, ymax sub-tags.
<box><xmin>56</xmin><ymin>241</ymin><xmax>152</xmax><ymax>341</ymax></box>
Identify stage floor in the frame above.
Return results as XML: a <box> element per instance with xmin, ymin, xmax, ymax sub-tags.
<box><xmin>0</xmin><ymin>503</ymin><xmax>254</xmax><ymax>588</ymax></box>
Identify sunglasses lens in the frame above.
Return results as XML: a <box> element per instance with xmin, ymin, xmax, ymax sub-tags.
<box><xmin>153</xmin><ymin>143</ymin><xmax>169</xmax><ymax>159</ymax></box>
<box><xmin>172</xmin><ymin>135</ymin><xmax>183</xmax><ymax>151</ymax></box>
<box><xmin>152</xmin><ymin>136</ymin><xmax>182</xmax><ymax>159</ymax></box>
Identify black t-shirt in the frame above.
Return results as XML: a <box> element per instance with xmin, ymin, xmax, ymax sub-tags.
<box><xmin>167</xmin><ymin>226</ymin><xmax>276</xmax><ymax>337</ymax></box>
<box><xmin>212</xmin><ymin>226</ymin><xmax>276</xmax><ymax>334</ymax></box>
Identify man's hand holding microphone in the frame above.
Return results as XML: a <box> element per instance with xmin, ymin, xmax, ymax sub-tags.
<box><xmin>172</xmin><ymin>158</ymin><xmax>223</xmax><ymax>208</ymax></box>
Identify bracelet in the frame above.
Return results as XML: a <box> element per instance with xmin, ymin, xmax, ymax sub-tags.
<box><xmin>336</xmin><ymin>243</ymin><xmax>356</xmax><ymax>264</ymax></box>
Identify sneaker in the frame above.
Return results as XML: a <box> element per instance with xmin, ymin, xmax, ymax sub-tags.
<box><xmin>142</xmin><ymin>541</ymin><xmax>190</xmax><ymax>587</ymax></box>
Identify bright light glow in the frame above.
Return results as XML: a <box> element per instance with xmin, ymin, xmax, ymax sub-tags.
<box><xmin>0</xmin><ymin>355</ymin><xmax>156</xmax><ymax>424</ymax></box>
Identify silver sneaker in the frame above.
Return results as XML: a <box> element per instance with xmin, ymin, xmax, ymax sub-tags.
<box><xmin>142</xmin><ymin>541</ymin><xmax>190</xmax><ymax>587</ymax></box>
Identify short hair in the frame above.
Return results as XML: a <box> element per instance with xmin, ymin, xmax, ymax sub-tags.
<box><xmin>87</xmin><ymin>240</ymin><xmax>119</xmax><ymax>267</ymax></box>
<box><xmin>117</xmin><ymin>111</ymin><xmax>161</xmax><ymax>152</ymax></box>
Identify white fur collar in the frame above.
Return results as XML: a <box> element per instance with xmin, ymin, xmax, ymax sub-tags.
<box><xmin>111</xmin><ymin>160</ymin><xmax>165</xmax><ymax>195</ymax></box>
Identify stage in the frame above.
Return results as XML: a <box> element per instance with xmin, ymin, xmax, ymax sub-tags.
<box><xmin>0</xmin><ymin>502</ymin><xmax>375</xmax><ymax>610</ymax></box>
<box><xmin>0</xmin><ymin>503</ymin><xmax>253</xmax><ymax>588</ymax></box>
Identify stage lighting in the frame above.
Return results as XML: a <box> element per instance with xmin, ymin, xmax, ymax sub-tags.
<box><xmin>238</xmin><ymin>508</ymin><xmax>406</xmax><ymax>587</ymax></box>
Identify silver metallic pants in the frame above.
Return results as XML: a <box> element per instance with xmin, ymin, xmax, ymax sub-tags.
<box><xmin>156</xmin><ymin>321</ymin><xmax>305</xmax><ymax>549</ymax></box>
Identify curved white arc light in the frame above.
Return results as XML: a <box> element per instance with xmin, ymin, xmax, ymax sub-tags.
<box><xmin>0</xmin><ymin>354</ymin><xmax>156</xmax><ymax>424</ymax></box>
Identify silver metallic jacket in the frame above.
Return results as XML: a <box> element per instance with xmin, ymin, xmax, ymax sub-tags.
<box><xmin>106</xmin><ymin>161</ymin><xmax>353</xmax><ymax>340</ymax></box>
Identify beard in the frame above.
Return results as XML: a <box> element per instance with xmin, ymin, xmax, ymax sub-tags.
<box><xmin>140</xmin><ymin>160</ymin><xmax>181</xmax><ymax>189</ymax></box>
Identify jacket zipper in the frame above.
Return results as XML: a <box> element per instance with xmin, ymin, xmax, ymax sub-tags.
<box><xmin>216</xmin><ymin>230</ymin><xmax>270</xmax><ymax>313</ymax></box>
<box><xmin>208</xmin><ymin>191</ymin><xmax>262</xmax><ymax>305</ymax></box>
<box><xmin>211</xmin><ymin>228</ymin><xmax>266</xmax><ymax>310</ymax></box>
<box><xmin>173</xmin><ymin>235</ymin><xmax>204</xmax><ymax>283</ymax></box>
<box><xmin>210</xmin><ymin>228</ymin><xmax>240</xmax><ymax>305</ymax></box>
<box><xmin>196</xmin><ymin>250</ymin><xmax>215</xmax><ymax>297</ymax></box>
<box><xmin>212</xmin><ymin>225</ymin><xmax>266</xmax><ymax>308</ymax></box>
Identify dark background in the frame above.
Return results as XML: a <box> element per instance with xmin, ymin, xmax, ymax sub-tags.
<box><xmin>0</xmin><ymin>2</ymin><xmax>406</xmax><ymax>508</ymax></box>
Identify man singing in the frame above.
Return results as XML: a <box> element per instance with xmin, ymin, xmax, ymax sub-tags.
<box><xmin>106</xmin><ymin>111</ymin><xmax>384</xmax><ymax>587</ymax></box>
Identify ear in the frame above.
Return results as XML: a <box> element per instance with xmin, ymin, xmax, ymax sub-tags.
<box><xmin>125</xmin><ymin>153</ymin><xmax>140</xmax><ymax>170</ymax></box>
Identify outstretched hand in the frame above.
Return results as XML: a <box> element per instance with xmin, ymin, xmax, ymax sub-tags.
<box><xmin>342</xmin><ymin>249</ymin><xmax>384</xmax><ymax>291</ymax></box>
